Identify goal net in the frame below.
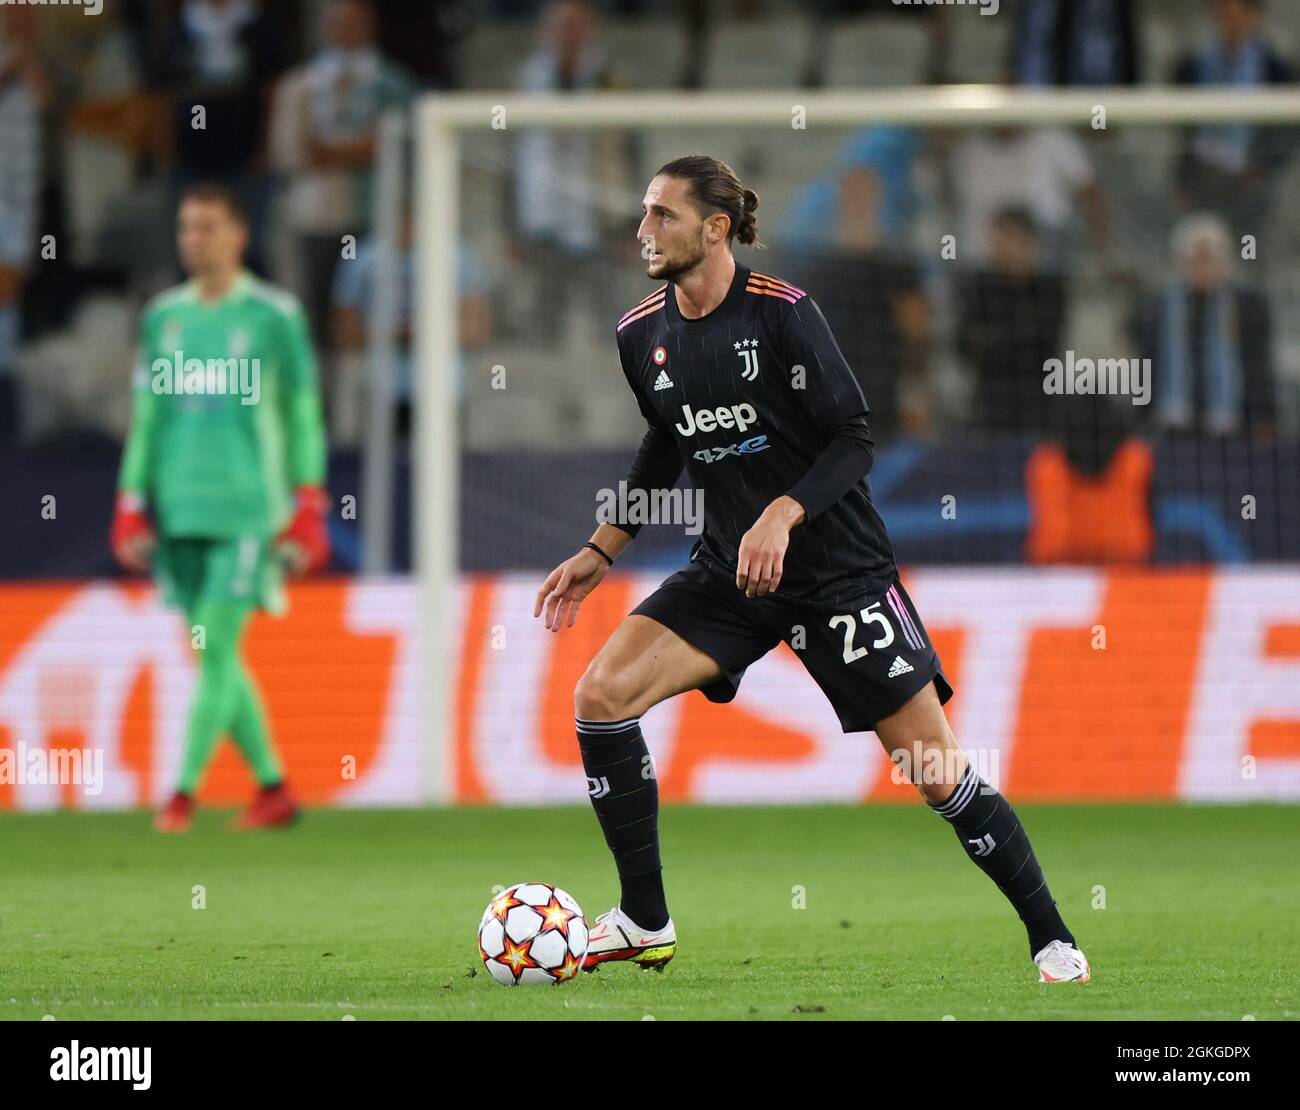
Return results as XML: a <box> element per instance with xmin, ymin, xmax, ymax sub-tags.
<box><xmin>410</xmin><ymin>88</ymin><xmax>1300</xmax><ymax>803</ymax></box>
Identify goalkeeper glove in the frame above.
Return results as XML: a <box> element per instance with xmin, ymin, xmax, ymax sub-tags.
<box><xmin>277</xmin><ymin>485</ymin><xmax>330</xmax><ymax>574</ymax></box>
<box><xmin>110</xmin><ymin>491</ymin><xmax>155</xmax><ymax>571</ymax></box>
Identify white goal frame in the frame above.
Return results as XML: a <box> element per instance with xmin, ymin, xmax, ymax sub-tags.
<box><xmin>413</xmin><ymin>85</ymin><xmax>1300</xmax><ymax>803</ymax></box>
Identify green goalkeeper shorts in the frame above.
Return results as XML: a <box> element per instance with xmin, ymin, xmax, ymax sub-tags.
<box><xmin>155</xmin><ymin>535</ymin><xmax>287</xmax><ymax>616</ymax></box>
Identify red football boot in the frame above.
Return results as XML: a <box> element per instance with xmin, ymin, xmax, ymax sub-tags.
<box><xmin>230</xmin><ymin>782</ymin><xmax>300</xmax><ymax>830</ymax></box>
<box><xmin>154</xmin><ymin>791</ymin><xmax>195</xmax><ymax>833</ymax></box>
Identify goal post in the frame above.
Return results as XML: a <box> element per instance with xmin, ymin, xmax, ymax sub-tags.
<box><xmin>414</xmin><ymin>107</ymin><xmax>460</xmax><ymax>806</ymax></box>
<box><xmin>413</xmin><ymin>85</ymin><xmax>1300</xmax><ymax>805</ymax></box>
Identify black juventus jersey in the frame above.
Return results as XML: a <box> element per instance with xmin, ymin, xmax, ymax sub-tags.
<box><xmin>611</xmin><ymin>260</ymin><xmax>898</xmax><ymax>610</ymax></box>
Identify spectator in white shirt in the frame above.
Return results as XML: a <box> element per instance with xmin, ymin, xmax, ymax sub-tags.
<box><xmin>949</xmin><ymin>127</ymin><xmax>1108</xmax><ymax>271</ymax></box>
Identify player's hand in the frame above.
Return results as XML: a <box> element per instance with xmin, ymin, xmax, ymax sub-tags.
<box><xmin>110</xmin><ymin>491</ymin><xmax>156</xmax><ymax>572</ymax></box>
<box><xmin>736</xmin><ymin>497</ymin><xmax>804</xmax><ymax>598</ymax></box>
<box><xmin>277</xmin><ymin>485</ymin><xmax>331</xmax><ymax>576</ymax></box>
<box><xmin>533</xmin><ymin>548</ymin><xmax>609</xmax><ymax>631</ymax></box>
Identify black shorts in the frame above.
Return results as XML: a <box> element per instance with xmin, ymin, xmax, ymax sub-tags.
<box><xmin>630</xmin><ymin>559</ymin><xmax>953</xmax><ymax>734</ymax></box>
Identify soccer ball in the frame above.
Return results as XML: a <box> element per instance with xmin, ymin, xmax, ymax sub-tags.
<box><xmin>477</xmin><ymin>882</ymin><xmax>589</xmax><ymax>986</ymax></box>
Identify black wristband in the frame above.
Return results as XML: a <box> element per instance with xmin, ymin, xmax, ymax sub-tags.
<box><xmin>584</xmin><ymin>541</ymin><xmax>614</xmax><ymax>566</ymax></box>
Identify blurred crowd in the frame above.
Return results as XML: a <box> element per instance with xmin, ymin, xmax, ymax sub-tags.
<box><xmin>2</xmin><ymin>0</ymin><xmax>1298</xmax><ymax>553</ymax></box>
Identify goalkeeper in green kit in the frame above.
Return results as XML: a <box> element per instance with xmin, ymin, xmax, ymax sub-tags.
<box><xmin>111</xmin><ymin>184</ymin><xmax>330</xmax><ymax>833</ymax></box>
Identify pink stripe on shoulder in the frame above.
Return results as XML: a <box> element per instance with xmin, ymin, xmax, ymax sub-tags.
<box><xmin>745</xmin><ymin>284</ymin><xmax>799</xmax><ymax>305</ymax></box>
<box><xmin>617</xmin><ymin>299</ymin><xmax>665</xmax><ymax>331</ymax></box>
<box><xmin>618</xmin><ymin>286</ymin><xmax>668</xmax><ymax>325</ymax></box>
<box><xmin>750</xmin><ymin>272</ymin><xmax>807</xmax><ymax>298</ymax></box>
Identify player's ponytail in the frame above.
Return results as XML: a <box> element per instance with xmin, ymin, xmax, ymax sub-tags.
<box><xmin>736</xmin><ymin>188</ymin><xmax>760</xmax><ymax>246</ymax></box>
<box><xmin>657</xmin><ymin>155</ymin><xmax>763</xmax><ymax>248</ymax></box>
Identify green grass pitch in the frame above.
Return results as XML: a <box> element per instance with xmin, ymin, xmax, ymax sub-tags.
<box><xmin>0</xmin><ymin>804</ymin><xmax>1295</xmax><ymax>1020</ymax></box>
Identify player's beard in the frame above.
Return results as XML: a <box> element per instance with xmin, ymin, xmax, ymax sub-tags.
<box><xmin>646</xmin><ymin>232</ymin><xmax>707</xmax><ymax>283</ymax></box>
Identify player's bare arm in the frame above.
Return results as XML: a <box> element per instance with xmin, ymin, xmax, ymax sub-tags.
<box><xmin>735</xmin><ymin>493</ymin><xmax>806</xmax><ymax>597</ymax></box>
<box><xmin>534</xmin><ymin>521</ymin><xmax>632</xmax><ymax>631</ymax></box>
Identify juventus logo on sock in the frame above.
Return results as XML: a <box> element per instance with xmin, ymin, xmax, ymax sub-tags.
<box><xmin>575</xmin><ymin>715</ymin><xmax>668</xmax><ymax>930</ymax></box>
<box><xmin>930</xmin><ymin>764</ymin><xmax>1075</xmax><ymax>957</ymax></box>
<box><xmin>967</xmin><ymin>833</ymin><xmax>996</xmax><ymax>857</ymax></box>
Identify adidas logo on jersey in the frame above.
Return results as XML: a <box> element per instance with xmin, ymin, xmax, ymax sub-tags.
<box><xmin>653</xmin><ymin>369</ymin><xmax>674</xmax><ymax>391</ymax></box>
<box><xmin>887</xmin><ymin>655</ymin><xmax>914</xmax><ymax>678</ymax></box>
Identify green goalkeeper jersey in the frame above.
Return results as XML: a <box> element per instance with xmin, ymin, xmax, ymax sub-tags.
<box><xmin>118</xmin><ymin>271</ymin><xmax>327</xmax><ymax>540</ymax></box>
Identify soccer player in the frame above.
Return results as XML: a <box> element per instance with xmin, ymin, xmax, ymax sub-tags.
<box><xmin>534</xmin><ymin>156</ymin><xmax>1090</xmax><ymax>984</ymax></box>
<box><xmin>111</xmin><ymin>183</ymin><xmax>330</xmax><ymax>834</ymax></box>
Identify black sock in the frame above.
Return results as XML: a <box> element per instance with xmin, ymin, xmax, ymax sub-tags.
<box><xmin>576</xmin><ymin>716</ymin><xmax>668</xmax><ymax>931</ymax></box>
<box><xmin>929</xmin><ymin>765</ymin><xmax>1075</xmax><ymax>957</ymax></box>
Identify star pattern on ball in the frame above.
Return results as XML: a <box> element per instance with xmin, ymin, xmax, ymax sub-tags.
<box><xmin>533</xmin><ymin>893</ymin><xmax>578</xmax><ymax>937</ymax></box>
<box><xmin>555</xmin><ymin>952</ymin><xmax>583</xmax><ymax>982</ymax></box>
<box><xmin>499</xmin><ymin>936</ymin><xmax>538</xmax><ymax>978</ymax></box>
<box><xmin>488</xmin><ymin>888</ymin><xmax>523</xmax><ymax>923</ymax></box>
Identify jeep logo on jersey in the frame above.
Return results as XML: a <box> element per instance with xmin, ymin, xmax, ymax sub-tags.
<box><xmin>674</xmin><ymin>402</ymin><xmax>759</xmax><ymax>437</ymax></box>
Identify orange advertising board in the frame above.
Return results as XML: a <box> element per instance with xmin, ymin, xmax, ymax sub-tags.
<box><xmin>1</xmin><ymin>569</ymin><xmax>1297</xmax><ymax>808</ymax></box>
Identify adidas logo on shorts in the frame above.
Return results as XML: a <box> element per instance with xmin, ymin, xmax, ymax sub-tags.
<box><xmin>887</xmin><ymin>655</ymin><xmax>914</xmax><ymax>678</ymax></box>
<box><xmin>653</xmin><ymin>369</ymin><xmax>674</xmax><ymax>391</ymax></box>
